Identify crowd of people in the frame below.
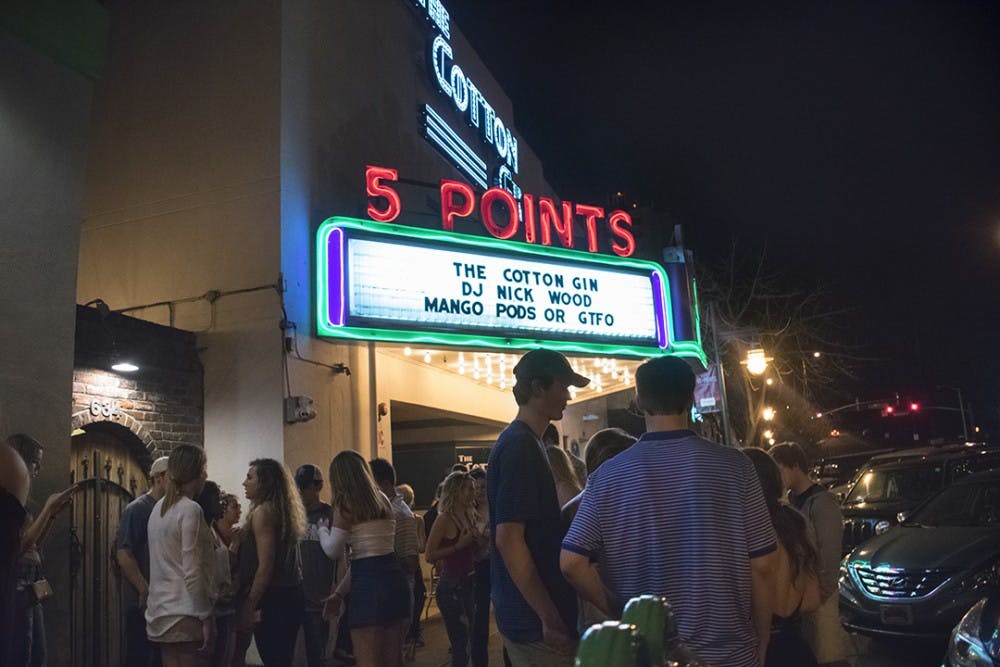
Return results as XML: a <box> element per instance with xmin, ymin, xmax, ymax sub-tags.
<box><xmin>0</xmin><ymin>346</ymin><xmax>851</xmax><ymax>667</ymax></box>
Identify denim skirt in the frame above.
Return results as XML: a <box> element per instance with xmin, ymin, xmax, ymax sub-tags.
<box><xmin>348</xmin><ymin>554</ymin><xmax>410</xmax><ymax>629</ymax></box>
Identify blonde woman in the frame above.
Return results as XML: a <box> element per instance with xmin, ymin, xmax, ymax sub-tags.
<box><xmin>545</xmin><ymin>445</ymin><xmax>583</xmax><ymax>507</ymax></box>
<box><xmin>425</xmin><ymin>471</ymin><xmax>482</xmax><ymax>667</ymax></box>
<box><xmin>232</xmin><ymin>459</ymin><xmax>306</xmax><ymax>666</ymax></box>
<box><xmin>319</xmin><ymin>451</ymin><xmax>409</xmax><ymax>667</ymax></box>
<box><xmin>146</xmin><ymin>444</ymin><xmax>212</xmax><ymax>667</ymax></box>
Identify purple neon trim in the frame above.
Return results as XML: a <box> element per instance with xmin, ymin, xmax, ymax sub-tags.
<box><xmin>651</xmin><ymin>271</ymin><xmax>669</xmax><ymax>349</ymax></box>
<box><xmin>328</xmin><ymin>227</ymin><xmax>346</xmax><ymax>327</ymax></box>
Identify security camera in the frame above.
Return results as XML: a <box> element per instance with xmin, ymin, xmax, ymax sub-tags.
<box><xmin>284</xmin><ymin>396</ymin><xmax>317</xmax><ymax>424</ymax></box>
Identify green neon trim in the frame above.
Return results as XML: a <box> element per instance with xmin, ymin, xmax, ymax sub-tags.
<box><xmin>691</xmin><ymin>277</ymin><xmax>706</xmax><ymax>363</ymax></box>
<box><xmin>316</xmin><ymin>216</ymin><xmax>707</xmax><ymax>361</ymax></box>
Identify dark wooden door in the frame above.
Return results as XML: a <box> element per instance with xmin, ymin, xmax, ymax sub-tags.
<box><xmin>69</xmin><ymin>430</ymin><xmax>148</xmax><ymax>667</ymax></box>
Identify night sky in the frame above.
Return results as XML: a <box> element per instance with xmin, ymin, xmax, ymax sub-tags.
<box><xmin>447</xmin><ymin>0</ymin><xmax>1000</xmax><ymax>427</ymax></box>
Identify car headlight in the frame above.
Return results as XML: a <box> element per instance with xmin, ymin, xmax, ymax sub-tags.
<box><xmin>874</xmin><ymin>520</ymin><xmax>891</xmax><ymax>535</ymax></box>
<box><xmin>947</xmin><ymin>598</ymin><xmax>991</xmax><ymax>667</ymax></box>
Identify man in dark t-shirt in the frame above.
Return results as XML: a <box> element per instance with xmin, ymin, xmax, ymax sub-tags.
<box><xmin>295</xmin><ymin>464</ymin><xmax>335</xmax><ymax>667</ymax></box>
<box><xmin>116</xmin><ymin>455</ymin><xmax>168</xmax><ymax>667</ymax></box>
<box><xmin>487</xmin><ymin>349</ymin><xmax>589</xmax><ymax>666</ymax></box>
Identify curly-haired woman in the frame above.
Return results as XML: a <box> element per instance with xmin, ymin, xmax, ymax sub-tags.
<box><xmin>231</xmin><ymin>459</ymin><xmax>306</xmax><ymax>666</ymax></box>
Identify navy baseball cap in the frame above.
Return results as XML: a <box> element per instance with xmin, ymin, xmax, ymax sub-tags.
<box><xmin>513</xmin><ymin>349</ymin><xmax>590</xmax><ymax>388</ymax></box>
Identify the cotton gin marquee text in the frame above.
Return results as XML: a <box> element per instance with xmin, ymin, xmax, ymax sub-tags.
<box><xmin>366</xmin><ymin>165</ymin><xmax>637</xmax><ymax>258</ymax></box>
<box><xmin>429</xmin><ymin>261</ymin><xmax>613</xmax><ymax>327</ymax></box>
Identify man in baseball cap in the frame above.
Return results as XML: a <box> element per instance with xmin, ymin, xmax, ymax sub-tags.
<box><xmin>294</xmin><ymin>464</ymin><xmax>335</xmax><ymax>667</ymax></box>
<box><xmin>487</xmin><ymin>349</ymin><xmax>588</xmax><ymax>665</ymax></box>
<box><xmin>117</xmin><ymin>455</ymin><xmax>170</xmax><ymax>665</ymax></box>
<box><xmin>511</xmin><ymin>349</ymin><xmax>590</xmax><ymax>391</ymax></box>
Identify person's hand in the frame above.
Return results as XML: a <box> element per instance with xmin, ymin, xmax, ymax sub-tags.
<box><xmin>138</xmin><ymin>587</ymin><xmax>149</xmax><ymax>611</ymax></box>
<box><xmin>541</xmin><ymin>614</ymin><xmax>575</xmax><ymax>654</ymax></box>
<box><xmin>44</xmin><ymin>484</ymin><xmax>76</xmax><ymax>516</ymax></box>
<box><xmin>321</xmin><ymin>591</ymin><xmax>343</xmax><ymax>621</ymax></box>
<box><xmin>237</xmin><ymin>603</ymin><xmax>259</xmax><ymax>632</ymax></box>
<box><xmin>198</xmin><ymin>616</ymin><xmax>215</xmax><ymax>655</ymax></box>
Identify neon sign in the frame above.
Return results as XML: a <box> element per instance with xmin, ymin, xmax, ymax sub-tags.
<box><xmin>366</xmin><ymin>165</ymin><xmax>637</xmax><ymax>257</ymax></box>
<box><xmin>316</xmin><ymin>217</ymin><xmax>709</xmax><ymax>363</ymax></box>
<box><xmin>407</xmin><ymin>0</ymin><xmax>521</xmax><ymax>196</ymax></box>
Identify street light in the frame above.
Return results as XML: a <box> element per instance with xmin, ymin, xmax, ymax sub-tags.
<box><xmin>762</xmin><ymin>406</ymin><xmax>776</xmax><ymax>421</ymax></box>
<box><xmin>763</xmin><ymin>429</ymin><xmax>774</xmax><ymax>440</ymax></box>
<box><xmin>743</xmin><ymin>348</ymin><xmax>771</xmax><ymax>376</ymax></box>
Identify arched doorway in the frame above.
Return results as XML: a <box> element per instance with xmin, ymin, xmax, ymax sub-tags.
<box><xmin>69</xmin><ymin>421</ymin><xmax>153</xmax><ymax>667</ymax></box>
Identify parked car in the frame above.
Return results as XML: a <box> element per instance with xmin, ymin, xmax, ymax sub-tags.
<box><xmin>841</xmin><ymin>444</ymin><xmax>1000</xmax><ymax>554</ymax></box>
<box><xmin>839</xmin><ymin>469</ymin><xmax>1000</xmax><ymax>640</ymax></box>
<box><xmin>812</xmin><ymin>448</ymin><xmax>897</xmax><ymax>499</ymax></box>
<box><xmin>944</xmin><ymin>594</ymin><xmax>1000</xmax><ymax>666</ymax></box>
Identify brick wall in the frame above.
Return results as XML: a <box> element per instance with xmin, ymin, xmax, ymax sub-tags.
<box><xmin>73</xmin><ymin>305</ymin><xmax>204</xmax><ymax>462</ymax></box>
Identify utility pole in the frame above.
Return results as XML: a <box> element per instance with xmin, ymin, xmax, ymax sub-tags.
<box><xmin>938</xmin><ymin>385</ymin><xmax>969</xmax><ymax>441</ymax></box>
<box><xmin>709</xmin><ymin>303</ymin><xmax>732</xmax><ymax>446</ymax></box>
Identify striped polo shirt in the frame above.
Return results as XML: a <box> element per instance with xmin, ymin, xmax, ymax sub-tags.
<box><xmin>562</xmin><ymin>430</ymin><xmax>776</xmax><ymax>667</ymax></box>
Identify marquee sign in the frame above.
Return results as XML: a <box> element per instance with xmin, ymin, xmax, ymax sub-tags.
<box><xmin>317</xmin><ymin>216</ymin><xmax>705</xmax><ymax>362</ymax></box>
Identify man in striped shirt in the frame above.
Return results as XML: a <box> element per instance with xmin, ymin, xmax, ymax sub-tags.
<box><xmin>561</xmin><ymin>356</ymin><xmax>778</xmax><ymax>667</ymax></box>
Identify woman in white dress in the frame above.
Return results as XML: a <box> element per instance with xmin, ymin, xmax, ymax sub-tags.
<box><xmin>146</xmin><ymin>444</ymin><xmax>213</xmax><ymax>667</ymax></box>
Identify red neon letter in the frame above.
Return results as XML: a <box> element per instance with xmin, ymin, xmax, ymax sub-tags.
<box><xmin>440</xmin><ymin>179</ymin><xmax>476</xmax><ymax>231</ymax></box>
<box><xmin>365</xmin><ymin>165</ymin><xmax>401</xmax><ymax>223</ymax></box>
<box><xmin>575</xmin><ymin>204</ymin><xmax>605</xmax><ymax>253</ymax></box>
<box><xmin>480</xmin><ymin>188</ymin><xmax>520</xmax><ymax>240</ymax></box>
<box><xmin>522</xmin><ymin>194</ymin><xmax>537</xmax><ymax>243</ymax></box>
<box><xmin>538</xmin><ymin>197</ymin><xmax>573</xmax><ymax>248</ymax></box>
<box><xmin>609</xmin><ymin>210</ymin><xmax>636</xmax><ymax>257</ymax></box>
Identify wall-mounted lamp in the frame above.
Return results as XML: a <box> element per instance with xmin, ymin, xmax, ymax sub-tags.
<box><xmin>111</xmin><ymin>359</ymin><xmax>139</xmax><ymax>373</ymax></box>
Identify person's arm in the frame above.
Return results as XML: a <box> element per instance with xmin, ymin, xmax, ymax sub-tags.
<box><xmin>809</xmin><ymin>494</ymin><xmax>845</xmax><ymax>600</ymax></box>
<box><xmin>179</xmin><ymin>503</ymin><xmax>214</xmax><ymax>651</ymax></box>
<box><xmin>322</xmin><ymin>564</ymin><xmax>352</xmax><ymax>621</ymax></box>
<box><xmin>559</xmin><ymin>549</ymin><xmax>612</xmax><ymax>616</ymax></box>
<box><xmin>415</xmin><ymin>515</ymin><xmax>427</xmax><ymax>553</ymax></box>
<box><xmin>116</xmin><ymin>547</ymin><xmax>149</xmax><ymax>608</ymax></box>
<box><xmin>426</xmin><ymin>514</ymin><xmax>474</xmax><ymax>563</ymax></box>
<box><xmin>560</xmin><ymin>484</ymin><xmax>614</xmax><ymax>616</ymax></box>
<box><xmin>239</xmin><ymin>505</ymin><xmax>278</xmax><ymax>630</ymax></box>
<box><xmin>21</xmin><ymin>484</ymin><xmax>75</xmax><ymax>550</ymax></box>
<box><xmin>750</xmin><ymin>548</ymin><xmax>777</xmax><ymax>666</ymax></box>
<box><xmin>496</xmin><ymin>522</ymin><xmax>572</xmax><ymax>651</ymax></box>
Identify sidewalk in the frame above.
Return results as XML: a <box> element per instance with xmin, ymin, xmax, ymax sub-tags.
<box><xmin>246</xmin><ymin>598</ymin><xmax>508</xmax><ymax>666</ymax></box>
<box><xmin>410</xmin><ymin>611</ymin><xmax>506</xmax><ymax>667</ymax></box>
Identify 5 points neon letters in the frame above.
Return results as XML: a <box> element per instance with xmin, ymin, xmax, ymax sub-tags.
<box><xmin>366</xmin><ymin>165</ymin><xmax>636</xmax><ymax>258</ymax></box>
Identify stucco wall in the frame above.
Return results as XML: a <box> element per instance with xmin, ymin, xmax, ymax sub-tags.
<box><xmin>0</xmin><ymin>29</ymin><xmax>93</xmax><ymax>667</ymax></box>
<box><xmin>79</xmin><ymin>1</ymin><xmax>284</xmax><ymax>496</ymax></box>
